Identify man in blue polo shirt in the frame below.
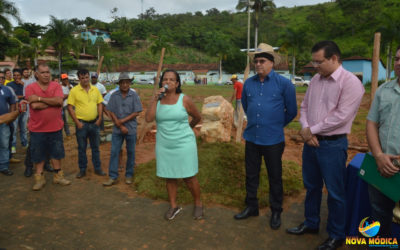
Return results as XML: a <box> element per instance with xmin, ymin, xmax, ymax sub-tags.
<box><xmin>0</xmin><ymin>71</ymin><xmax>18</xmax><ymax>176</ymax></box>
<box><xmin>7</xmin><ymin>69</ymin><xmax>28</xmax><ymax>151</ymax></box>
<box><xmin>234</xmin><ymin>43</ymin><xmax>297</xmax><ymax>230</ymax></box>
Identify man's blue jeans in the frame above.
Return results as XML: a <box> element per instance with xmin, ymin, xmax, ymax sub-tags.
<box><xmin>302</xmin><ymin>137</ymin><xmax>348</xmax><ymax>239</ymax></box>
<box><xmin>75</xmin><ymin>122</ymin><xmax>101</xmax><ymax>172</ymax></box>
<box><xmin>12</xmin><ymin>111</ymin><xmax>28</xmax><ymax>147</ymax></box>
<box><xmin>108</xmin><ymin>133</ymin><xmax>136</xmax><ymax>180</ymax></box>
<box><xmin>0</xmin><ymin>124</ymin><xmax>11</xmax><ymax>171</ymax></box>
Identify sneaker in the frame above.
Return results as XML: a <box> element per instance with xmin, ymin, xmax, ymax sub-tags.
<box><xmin>11</xmin><ymin>146</ymin><xmax>16</xmax><ymax>154</ymax></box>
<box><xmin>164</xmin><ymin>206</ymin><xmax>182</xmax><ymax>221</ymax></box>
<box><xmin>125</xmin><ymin>177</ymin><xmax>133</xmax><ymax>184</ymax></box>
<box><xmin>103</xmin><ymin>178</ymin><xmax>117</xmax><ymax>186</ymax></box>
<box><xmin>193</xmin><ymin>206</ymin><xmax>204</xmax><ymax>220</ymax></box>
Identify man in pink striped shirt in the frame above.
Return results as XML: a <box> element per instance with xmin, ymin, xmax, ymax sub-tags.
<box><xmin>286</xmin><ymin>41</ymin><xmax>364</xmax><ymax>250</ymax></box>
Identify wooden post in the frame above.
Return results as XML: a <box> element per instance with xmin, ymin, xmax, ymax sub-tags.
<box><xmin>138</xmin><ymin>47</ymin><xmax>166</xmax><ymax>144</ymax></box>
<box><xmin>371</xmin><ymin>32</ymin><xmax>381</xmax><ymax>102</ymax></box>
<box><xmin>96</xmin><ymin>56</ymin><xmax>104</xmax><ymax>76</ymax></box>
<box><xmin>153</xmin><ymin>48</ymin><xmax>166</xmax><ymax>91</ymax></box>
<box><xmin>235</xmin><ymin>62</ymin><xmax>250</xmax><ymax>143</ymax></box>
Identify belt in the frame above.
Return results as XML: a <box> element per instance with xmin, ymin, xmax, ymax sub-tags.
<box><xmin>79</xmin><ymin>119</ymin><xmax>97</xmax><ymax>124</ymax></box>
<box><xmin>316</xmin><ymin>134</ymin><xmax>346</xmax><ymax>141</ymax></box>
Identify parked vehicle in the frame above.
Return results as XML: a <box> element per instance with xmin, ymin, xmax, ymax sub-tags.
<box><xmin>68</xmin><ymin>73</ymin><xmax>79</xmax><ymax>85</ymax></box>
<box><xmin>293</xmin><ymin>76</ymin><xmax>310</xmax><ymax>87</ymax></box>
<box><xmin>135</xmin><ymin>78</ymin><xmax>154</xmax><ymax>85</ymax></box>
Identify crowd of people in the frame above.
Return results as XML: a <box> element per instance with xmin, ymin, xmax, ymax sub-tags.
<box><xmin>0</xmin><ymin>39</ymin><xmax>399</xmax><ymax>249</ymax></box>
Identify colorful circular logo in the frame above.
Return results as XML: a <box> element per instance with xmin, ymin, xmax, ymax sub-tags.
<box><xmin>359</xmin><ymin>217</ymin><xmax>380</xmax><ymax>237</ymax></box>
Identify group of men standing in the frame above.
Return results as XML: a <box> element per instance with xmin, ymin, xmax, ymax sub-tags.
<box><xmin>1</xmin><ymin>64</ymin><xmax>142</xmax><ymax>192</ymax></box>
<box><xmin>235</xmin><ymin>40</ymin><xmax>398</xmax><ymax>249</ymax></box>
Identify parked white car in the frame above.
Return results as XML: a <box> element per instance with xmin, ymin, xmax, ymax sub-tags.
<box><xmin>293</xmin><ymin>76</ymin><xmax>310</xmax><ymax>87</ymax></box>
<box><xmin>135</xmin><ymin>78</ymin><xmax>154</xmax><ymax>85</ymax></box>
<box><xmin>68</xmin><ymin>73</ymin><xmax>79</xmax><ymax>84</ymax></box>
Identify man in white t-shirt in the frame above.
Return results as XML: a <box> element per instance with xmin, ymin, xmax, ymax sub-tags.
<box><xmin>61</xmin><ymin>74</ymin><xmax>71</xmax><ymax>136</ymax></box>
<box><xmin>91</xmin><ymin>73</ymin><xmax>107</xmax><ymax>97</ymax></box>
<box><xmin>91</xmin><ymin>73</ymin><xmax>107</xmax><ymax>130</ymax></box>
<box><xmin>22</xmin><ymin>68</ymin><xmax>36</xmax><ymax>95</ymax></box>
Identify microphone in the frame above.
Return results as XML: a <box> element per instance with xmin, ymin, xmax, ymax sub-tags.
<box><xmin>158</xmin><ymin>84</ymin><xmax>168</xmax><ymax>100</ymax></box>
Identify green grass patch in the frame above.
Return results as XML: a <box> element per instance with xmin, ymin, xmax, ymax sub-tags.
<box><xmin>134</xmin><ymin>140</ymin><xmax>303</xmax><ymax>208</ymax></box>
<box><xmin>286</xmin><ymin>120</ymin><xmax>301</xmax><ymax>130</ymax></box>
<box><xmin>295</xmin><ymin>86</ymin><xmax>308</xmax><ymax>93</ymax></box>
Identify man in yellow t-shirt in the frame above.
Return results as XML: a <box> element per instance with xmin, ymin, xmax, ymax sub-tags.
<box><xmin>4</xmin><ymin>68</ymin><xmax>14</xmax><ymax>85</ymax></box>
<box><xmin>67</xmin><ymin>68</ymin><xmax>105</xmax><ymax>178</ymax></box>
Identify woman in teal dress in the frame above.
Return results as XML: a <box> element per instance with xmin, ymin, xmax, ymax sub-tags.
<box><xmin>145</xmin><ymin>69</ymin><xmax>203</xmax><ymax>220</ymax></box>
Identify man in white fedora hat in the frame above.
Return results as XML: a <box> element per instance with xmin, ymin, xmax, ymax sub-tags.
<box><xmin>234</xmin><ymin>43</ymin><xmax>297</xmax><ymax>230</ymax></box>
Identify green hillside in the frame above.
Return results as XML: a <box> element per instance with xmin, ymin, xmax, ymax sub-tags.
<box><xmin>2</xmin><ymin>0</ymin><xmax>400</xmax><ymax>74</ymax></box>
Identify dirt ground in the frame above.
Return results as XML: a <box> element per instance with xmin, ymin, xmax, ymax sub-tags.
<box><xmin>1</xmin><ymin>142</ymin><xmax>340</xmax><ymax>250</ymax></box>
<box><xmin>0</xmin><ymin>91</ymin><xmax>370</xmax><ymax>249</ymax></box>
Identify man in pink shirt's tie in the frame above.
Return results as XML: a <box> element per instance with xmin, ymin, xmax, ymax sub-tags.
<box><xmin>286</xmin><ymin>41</ymin><xmax>365</xmax><ymax>250</ymax></box>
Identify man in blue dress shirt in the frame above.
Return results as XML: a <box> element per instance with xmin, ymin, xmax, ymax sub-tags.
<box><xmin>234</xmin><ymin>43</ymin><xmax>297</xmax><ymax>230</ymax></box>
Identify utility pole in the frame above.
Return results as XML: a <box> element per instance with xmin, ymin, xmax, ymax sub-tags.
<box><xmin>141</xmin><ymin>0</ymin><xmax>144</xmax><ymax>18</ymax></box>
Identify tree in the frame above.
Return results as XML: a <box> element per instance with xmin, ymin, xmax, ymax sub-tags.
<box><xmin>280</xmin><ymin>26</ymin><xmax>310</xmax><ymax>77</ymax></box>
<box><xmin>42</xmin><ymin>16</ymin><xmax>78</xmax><ymax>74</ymax></box>
<box><xmin>236</xmin><ymin>0</ymin><xmax>275</xmax><ymax>48</ymax></box>
<box><xmin>206</xmin><ymin>8</ymin><xmax>220</xmax><ymax>16</ymax></box>
<box><xmin>16</xmin><ymin>22</ymin><xmax>45</xmax><ymax>38</ymax></box>
<box><xmin>336</xmin><ymin>0</ymin><xmax>373</xmax><ymax>36</ymax></box>
<box><xmin>131</xmin><ymin>19</ymin><xmax>151</xmax><ymax>40</ymax></box>
<box><xmin>0</xmin><ymin>0</ymin><xmax>20</xmax><ymax>32</ymax></box>
<box><xmin>139</xmin><ymin>7</ymin><xmax>158</xmax><ymax>20</ymax></box>
<box><xmin>110</xmin><ymin>31</ymin><xmax>131</xmax><ymax>48</ymax></box>
<box><xmin>204</xmin><ymin>31</ymin><xmax>234</xmax><ymax>82</ymax></box>
<box><xmin>149</xmin><ymin>34</ymin><xmax>173</xmax><ymax>58</ymax></box>
<box><xmin>0</xmin><ymin>0</ymin><xmax>20</xmax><ymax>60</ymax></box>
<box><xmin>222</xmin><ymin>48</ymin><xmax>247</xmax><ymax>74</ymax></box>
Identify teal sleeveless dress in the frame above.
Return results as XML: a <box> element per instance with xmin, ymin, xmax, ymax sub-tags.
<box><xmin>155</xmin><ymin>94</ymin><xmax>198</xmax><ymax>178</ymax></box>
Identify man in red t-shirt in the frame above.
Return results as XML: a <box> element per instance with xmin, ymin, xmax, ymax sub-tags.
<box><xmin>230</xmin><ymin>74</ymin><xmax>244</xmax><ymax>126</ymax></box>
<box><xmin>25</xmin><ymin>63</ymin><xmax>71</xmax><ymax>191</ymax></box>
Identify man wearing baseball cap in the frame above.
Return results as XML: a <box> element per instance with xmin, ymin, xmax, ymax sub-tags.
<box><xmin>234</xmin><ymin>43</ymin><xmax>297</xmax><ymax>230</ymax></box>
<box><xmin>229</xmin><ymin>74</ymin><xmax>243</xmax><ymax>127</ymax></box>
<box><xmin>91</xmin><ymin>73</ymin><xmax>107</xmax><ymax>131</ymax></box>
<box><xmin>91</xmin><ymin>73</ymin><xmax>107</xmax><ymax>97</ymax></box>
<box><xmin>61</xmin><ymin>74</ymin><xmax>71</xmax><ymax>137</ymax></box>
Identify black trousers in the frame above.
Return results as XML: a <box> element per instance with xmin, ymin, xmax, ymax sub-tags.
<box><xmin>368</xmin><ymin>184</ymin><xmax>396</xmax><ymax>238</ymax></box>
<box><xmin>245</xmin><ymin>141</ymin><xmax>285</xmax><ymax>213</ymax></box>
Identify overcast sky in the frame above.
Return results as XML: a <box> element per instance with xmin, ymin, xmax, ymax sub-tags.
<box><xmin>12</xmin><ymin>0</ymin><xmax>329</xmax><ymax>26</ymax></box>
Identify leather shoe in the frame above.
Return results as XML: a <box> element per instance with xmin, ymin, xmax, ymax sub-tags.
<box><xmin>1</xmin><ymin>169</ymin><xmax>13</xmax><ymax>176</ymax></box>
<box><xmin>234</xmin><ymin>207</ymin><xmax>259</xmax><ymax>220</ymax></box>
<box><xmin>317</xmin><ymin>237</ymin><xmax>344</xmax><ymax>250</ymax></box>
<box><xmin>270</xmin><ymin>212</ymin><xmax>281</xmax><ymax>230</ymax></box>
<box><xmin>94</xmin><ymin>169</ymin><xmax>106</xmax><ymax>176</ymax></box>
<box><xmin>286</xmin><ymin>223</ymin><xmax>319</xmax><ymax>235</ymax></box>
<box><xmin>76</xmin><ymin>171</ymin><xmax>86</xmax><ymax>178</ymax></box>
<box><xmin>24</xmin><ymin>167</ymin><xmax>33</xmax><ymax>177</ymax></box>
